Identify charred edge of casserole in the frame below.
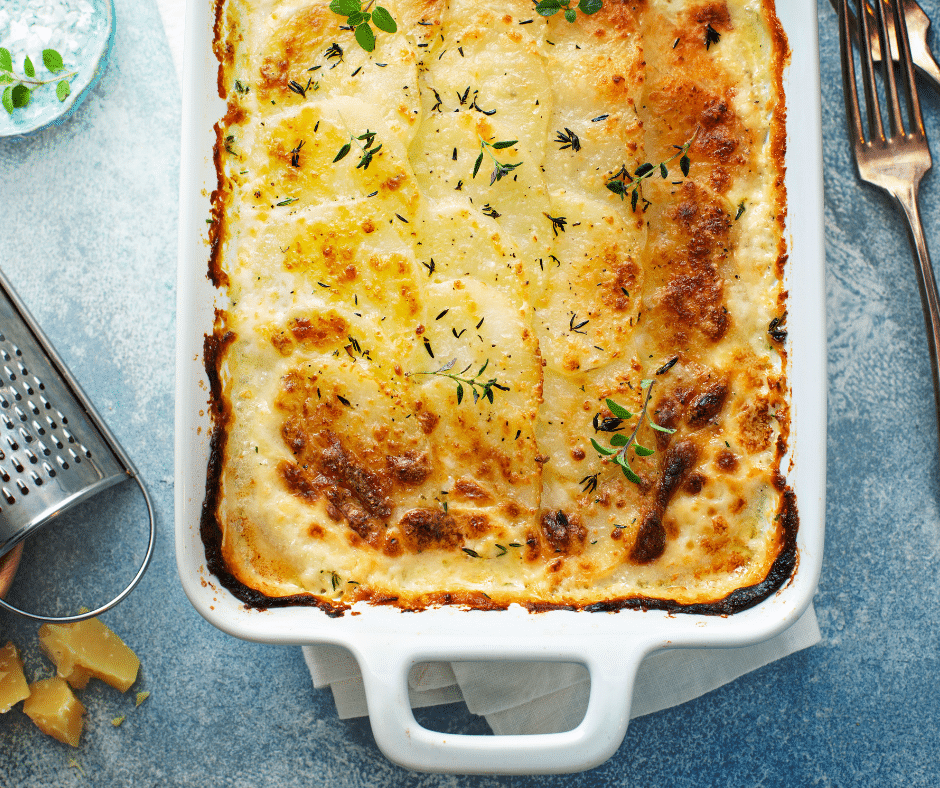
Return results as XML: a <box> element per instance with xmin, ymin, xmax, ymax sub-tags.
<box><xmin>212</xmin><ymin>0</ymin><xmax>228</xmax><ymax>100</ymax></box>
<box><xmin>200</xmin><ymin>328</ymin><xmax>350</xmax><ymax>619</ymax></box>
<box><xmin>765</xmin><ymin>0</ymin><xmax>790</xmax><ymax>278</ymax></box>
<box><xmin>208</xmin><ymin>121</ymin><xmax>230</xmax><ymax>288</ymax></box>
<box><xmin>200</xmin><ymin>490</ymin><xmax>798</xmax><ymax>616</ymax></box>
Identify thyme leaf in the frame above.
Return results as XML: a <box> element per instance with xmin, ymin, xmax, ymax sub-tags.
<box><xmin>705</xmin><ymin>23</ymin><xmax>721</xmax><ymax>49</ymax></box>
<box><xmin>605</xmin><ymin>129</ymin><xmax>698</xmax><ymax>212</ymax></box>
<box><xmin>591</xmin><ymin>380</ymin><xmax>675</xmax><ymax>485</ymax></box>
<box><xmin>555</xmin><ymin>127</ymin><xmax>581</xmax><ymax>152</ymax></box>
<box><xmin>409</xmin><ymin>358</ymin><xmax>509</xmax><ymax>406</ymax></box>
<box><xmin>334</xmin><ymin>129</ymin><xmax>382</xmax><ymax>169</ymax></box>
<box><xmin>474</xmin><ymin>136</ymin><xmax>523</xmax><ymax>185</ymax></box>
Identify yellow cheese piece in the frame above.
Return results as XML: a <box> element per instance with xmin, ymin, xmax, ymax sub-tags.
<box><xmin>22</xmin><ymin>677</ymin><xmax>84</xmax><ymax>747</ymax></box>
<box><xmin>0</xmin><ymin>641</ymin><xmax>30</xmax><ymax>713</ymax></box>
<box><xmin>38</xmin><ymin>619</ymin><xmax>140</xmax><ymax>692</ymax></box>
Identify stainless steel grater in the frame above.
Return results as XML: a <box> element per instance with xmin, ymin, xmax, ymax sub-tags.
<box><xmin>0</xmin><ymin>267</ymin><xmax>155</xmax><ymax>622</ymax></box>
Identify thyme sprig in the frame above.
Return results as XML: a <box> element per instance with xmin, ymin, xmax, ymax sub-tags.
<box><xmin>535</xmin><ymin>0</ymin><xmax>603</xmax><ymax>24</ymax></box>
<box><xmin>555</xmin><ymin>127</ymin><xmax>581</xmax><ymax>152</ymax></box>
<box><xmin>334</xmin><ymin>129</ymin><xmax>382</xmax><ymax>169</ymax></box>
<box><xmin>329</xmin><ymin>0</ymin><xmax>397</xmax><ymax>52</ymax></box>
<box><xmin>605</xmin><ymin>131</ymin><xmax>697</xmax><ymax>211</ymax></box>
<box><xmin>409</xmin><ymin>358</ymin><xmax>509</xmax><ymax>405</ymax></box>
<box><xmin>591</xmin><ymin>380</ymin><xmax>675</xmax><ymax>484</ymax></box>
<box><xmin>0</xmin><ymin>48</ymin><xmax>75</xmax><ymax>114</ymax></box>
<box><xmin>473</xmin><ymin>136</ymin><xmax>522</xmax><ymax>185</ymax></box>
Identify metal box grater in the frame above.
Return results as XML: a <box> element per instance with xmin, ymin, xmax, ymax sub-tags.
<box><xmin>0</xmin><ymin>268</ymin><xmax>154</xmax><ymax>622</ymax></box>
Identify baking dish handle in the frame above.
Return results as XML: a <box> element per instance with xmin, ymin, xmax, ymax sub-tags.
<box><xmin>355</xmin><ymin>638</ymin><xmax>650</xmax><ymax>775</ymax></box>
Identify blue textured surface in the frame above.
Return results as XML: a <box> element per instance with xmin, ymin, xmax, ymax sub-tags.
<box><xmin>1</xmin><ymin>0</ymin><xmax>940</xmax><ymax>784</ymax></box>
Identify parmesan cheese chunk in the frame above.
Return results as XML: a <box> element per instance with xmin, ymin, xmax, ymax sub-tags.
<box><xmin>22</xmin><ymin>677</ymin><xmax>85</xmax><ymax>747</ymax></box>
<box><xmin>0</xmin><ymin>641</ymin><xmax>30</xmax><ymax>713</ymax></box>
<box><xmin>39</xmin><ymin>619</ymin><xmax>140</xmax><ymax>692</ymax></box>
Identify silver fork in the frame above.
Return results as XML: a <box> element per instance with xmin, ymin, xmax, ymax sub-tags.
<box><xmin>839</xmin><ymin>0</ymin><xmax>940</xmax><ymax>429</ymax></box>
<box><xmin>834</xmin><ymin>0</ymin><xmax>940</xmax><ymax>91</ymax></box>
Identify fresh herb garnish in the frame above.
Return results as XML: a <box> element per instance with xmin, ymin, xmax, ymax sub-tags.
<box><xmin>555</xmin><ymin>127</ymin><xmax>581</xmax><ymax>152</ymax></box>
<box><xmin>324</xmin><ymin>43</ymin><xmax>344</xmax><ymax>64</ymax></box>
<box><xmin>569</xmin><ymin>313</ymin><xmax>589</xmax><ymax>334</ymax></box>
<box><xmin>591</xmin><ymin>380</ymin><xmax>676</xmax><ymax>485</ymax></box>
<box><xmin>769</xmin><ymin>313</ymin><xmax>787</xmax><ymax>343</ymax></box>
<box><xmin>409</xmin><ymin>358</ymin><xmax>509</xmax><ymax>405</ymax></box>
<box><xmin>705</xmin><ymin>23</ymin><xmax>721</xmax><ymax>49</ymax></box>
<box><xmin>288</xmin><ymin>78</ymin><xmax>315</xmax><ymax>98</ymax></box>
<box><xmin>580</xmin><ymin>473</ymin><xmax>599</xmax><ymax>493</ymax></box>
<box><xmin>470</xmin><ymin>91</ymin><xmax>497</xmax><ymax>115</ymax></box>
<box><xmin>334</xmin><ymin>129</ymin><xmax>382</xmax><ymax>169</ymax></box>
<box><xmin>329</xmin><ymin>0</ymin><xmax>398</xmax><ymax>52</ymax></box>
<box><xmin>0</xmin><ymin>48</ymin><xmax>75</xmax><ymax>113</ymax></box>
<box><xmin>735</xmin><ymin>200</ymin><xmax>746</xmax><ymax>220</ymax></box>
<box><xmin>545</xmin><ymin>213</ymin><xmax>567</xmax><ymax>235</ymax></box>
<box><xmin>290</xmin><ymin>141</ymin><xmax>305</xmax><ymax>167</ymax></box>
<box><xmin>655</xmin><ymin>356</ymin><xmax>679</xmax><ymax>376</ymax></box>
<box><xmin>473</xmin><ymin>136</ymin><xmax>523</xmax><ymax>185</ymax></box>
<box><xmin>535</xmin><ymin>0</ymin><xmax>603</xmax><ymax>24</ymax></box>
<box><xmin>605</xmin><ymin>131</ymin><xmax>697</xmax><ymax>211</ymax></box>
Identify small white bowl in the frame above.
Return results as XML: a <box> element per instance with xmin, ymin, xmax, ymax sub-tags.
<box><xmin>0</xmin><ymin>0</ymin><xmax>114</xmax><ymax>138</ymax></box>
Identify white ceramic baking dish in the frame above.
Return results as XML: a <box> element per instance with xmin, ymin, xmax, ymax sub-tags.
<box><xmin>175</xmin><ymin>0</ymin><xmax>826</xmax><ymax>774</ymax></box>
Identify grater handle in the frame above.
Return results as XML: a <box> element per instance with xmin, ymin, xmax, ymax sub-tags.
<box><xmin>0</xmin><ymin>473</ymin><xmax>156</xmax><ymax>622</ymax></box>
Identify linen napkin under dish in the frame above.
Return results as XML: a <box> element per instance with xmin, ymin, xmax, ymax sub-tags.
<box><xmin>302</xmin><ymin>606</ymin><xmax>819</xmax><ymax>733</ymax></box>
<box><xmin>158</xmin><ymin>0</ymin><xmax>821</xmax><ymax>734</ymax></box>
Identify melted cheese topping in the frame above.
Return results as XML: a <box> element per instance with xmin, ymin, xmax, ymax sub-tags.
<box><xmin>205</xmin><ymin>0</ymin><xmax>794</xmax><ymax>612</ymax></box>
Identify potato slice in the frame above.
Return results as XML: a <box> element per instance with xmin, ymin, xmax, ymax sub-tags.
<box><xmin>0</xmin><ymin>641</ymin><xmax>30</xmax><ymax>712</ymax></box>
<box><xmin>22</xmin><ymin>677</ymin><xmax>84</xmax><ymax>747</ymax></box>
<box><xmin>39</xmin><ymin>619</ymin><xmax>139</xmax><ymax>692</ymax></box>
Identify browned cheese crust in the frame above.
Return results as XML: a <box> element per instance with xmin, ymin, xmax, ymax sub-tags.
<box><xmin>202</xmin><ymin>0</ymin><xmax>796</xmax><ymax>614</ymax></box>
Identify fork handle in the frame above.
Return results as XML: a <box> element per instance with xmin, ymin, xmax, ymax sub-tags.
<box><xmin>895</xmin><ymin>183</ymin><xmax>940</xmax><ymax>430</ymax></box>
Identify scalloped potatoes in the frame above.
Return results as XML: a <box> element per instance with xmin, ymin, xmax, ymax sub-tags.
<box><xmin>204</xmin><ymin>0</ymin><xmax>795</xmax><ymax>613</ymax></box>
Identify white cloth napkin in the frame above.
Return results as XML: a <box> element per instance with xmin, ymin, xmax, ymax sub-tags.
<box><xmin>157</xmin><ymin>0</ymin><xmax>821</xmax><ymax>734</ymax></box>
<box><xmin>302</xmin><ymin>606</ymin><xmax>819</xmax><ymax>733</ymax></box>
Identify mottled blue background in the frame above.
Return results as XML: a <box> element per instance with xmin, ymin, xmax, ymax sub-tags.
<box><xmin>1</xmin><ymin>0</ymin><xmax>939</xmax><ymax>784</ymax></box>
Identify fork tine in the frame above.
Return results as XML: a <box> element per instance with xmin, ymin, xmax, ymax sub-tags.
<box><xmin>839</xmin><ymin>0</ymin><xmax>866</xmax><ymax>142</ymax></box>
<box><xmin>856</xmin><ymin>0</ymin><xmax>887</xmax><ymax>140</ymax></box>
<box><xmin>875</xmin><ymin>0</ymin><xmax>906</xmax><ymax>135</ymax></box>
<box><xmin>892</xmin><ymin>0</ymin><xmax>926</xmax><ymax>135</ymax></box>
